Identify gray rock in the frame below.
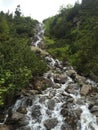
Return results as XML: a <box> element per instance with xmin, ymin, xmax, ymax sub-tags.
<box><xmin>32</xmin><ymin>105</ymin><xmax>41</xmax><ymax>119</ymax></box>
<box><xmin>16</xmin><ymin>126</ymin><xmax>30</xmax><ymax>130</ymax></box>
<box><xmin>54</xmin><ymin>74</ymin><xmax>67</xmax><ymax>84</ymax></box>
<box><xmin>74</xmin><ymin>108</ymin><xmax>82</xmax><ymax>119</ymax></box>
<box><xmin>17</xmin><ymin>107</ymin><xmax>27</xmax><ymax>114</ymax></box>
<box><xmin>44</xmin><ymin>118</ymin><xmax>58</xmax><ymax>130</ymax></box>
<box><xmin>61</xmin><ymin>123</ymin><xmax>73</xmax><ymax>130</ymax></box>
<box><xmin>47</xmin><ymin>99</ymin><xmax>55</xmax><ymax>110</ymax></box>
<box><xmin>6</xmin><ymin>111</ymin><xmax>24</xmax><ymax>124</ymax></box>
<box><xmin>0</xmin><ymin>125</ymin><xmax>12</xmax><ymax>130</ymax></box>
<box><xmin>29</xmin><ymin>90</ymin><xmax>39</xmax><ymax>95</ymax></box>
<box><xmin>90</xmin><ymin>106</ymin><xmax>98</xmax><ymax>113</ymax></box>
<box><xmin>80</xmin><ymin>85</ymin><xmax>92</xmax><ymax>96</ymax></box>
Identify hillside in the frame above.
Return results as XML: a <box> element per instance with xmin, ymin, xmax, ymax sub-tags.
<box><xmin>44</xmin><ymin>0</ymin><xmax>98</xmax><ymax>82</ymax></box>
<box><xmin>0</xmin><ymin>5</ymin><xmax>48</xmax><ymax>107</ymax></box>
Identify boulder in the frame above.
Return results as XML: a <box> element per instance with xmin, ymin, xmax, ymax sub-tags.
<box><xmin>0</xmin><ymin>125</ymin><xmax>12</xmax><ymax>130</ymax></box>
<box><xmin>54</xmin><ymin>74</ymin><xmax>67</xmax><ymax>84</ymax></box>
<box><xmin>31</xmin><ymin>105</ymin><xmax>41</xmax><ymax>120</ymax></box>
<box><xmin>17</xmin><ymin>107</ymin><xmax>27</xmax><ymax>114</ymax></box>
<box><xmin>44</xmin><ymin>118</ymin><xmax>58</xmax><ymax>130</ymax></box>
<box><xmin>47</xmin><ymin>99</ymin><xmax>55</xmax><ymax>110</ymax></box>
<box><xmin>31</xmin><ymin>46</ymin><xmax>49</xmax><ymax>57</ymax></box>
<box><xmin>6</xmin><ymin>111</ymin><xmax>24</xmax><ymax>125</ymax></box>
<box><xmin>90</xmin><ymin>105</ymin><xmax>98</xmax><ymax>113</ymax></box>
<box><xmin>16</xmin><ymin>126</ymin><xmax>30</xmax><ymax>130</ymax></box>
<box><xmin>80</xmin><ymin>85</ymin><xmax>92</xmax><ymax>96</ymax></box>
<box><xmin>61</xmin><ymin>123</ymin><xmax>73</xmax><ymax>130</ymax></box>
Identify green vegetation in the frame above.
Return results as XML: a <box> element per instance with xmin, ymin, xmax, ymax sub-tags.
<box><xmin>0</xmin><ymin>6</ymin><xmax>48</xmax><ymax>107</ymax></box>
<box><xmin>44</xmin><ymin>0</ymin><xmax>98</xmax><ymax>78</ymax></box>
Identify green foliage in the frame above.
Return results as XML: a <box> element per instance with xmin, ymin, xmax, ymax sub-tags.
<box><xmin>44</xmin><ymin>0</ymin><xmax>98</xmax><ymax>79</ymax></box>
<box><xmin>0</xmin><ymin>7</ymin><xmax>47</xmax><ymax>107</ymax></box>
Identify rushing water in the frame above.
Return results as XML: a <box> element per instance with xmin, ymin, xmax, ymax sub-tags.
<box><xmin>1</xmin><ymin>23</ymin><xmax>98</xmax><ymax>130</ymax></box>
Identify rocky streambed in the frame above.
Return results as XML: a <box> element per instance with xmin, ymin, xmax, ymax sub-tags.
<box><xmin>0</xmin><ymin>55</ymin><xmax>98</xmax><ymax>130</ymax></box>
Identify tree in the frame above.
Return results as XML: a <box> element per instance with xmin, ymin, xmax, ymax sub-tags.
<box><xmin>15</xmin><ymin>5</ymin><xmax>21</xmax><ymax>17</ymax></box>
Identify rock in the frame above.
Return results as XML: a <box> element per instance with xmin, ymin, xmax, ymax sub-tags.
<box><xmin>54</xmin><ymin>74</ymin><xmax>67</xmax><ymax>84</ymax></box>
<box><xmin>61</xmin><ymin>107</ymin><xmax>78</xmax><ymax>130</ymax></box>
<box><xmin>67</xmin><ymin>97</ymin><xmax>74</xmax><ymax>103</ymax></box>
<box><xmin>34</xmin><ymin>78</ymin><xmax>53</xmax><ymax>90</ymax></box>
<box><xmin>80</xmin><ymin>85</ymin><xmax>92</xmax><ymax>96</ymax></box>
<box><xmin>16</xmin><ymin>126</ymin><xmax>30</xmax><ymax>130</ymax></box>
<box><xmin>31</xmin><ymin>105</ymin><xmax>41</xmax><ymax>120</ymax></box>
<box><xmin>0</xmin><ymin>125</ymin><xmax>12</xmax><ymax>130</ymax></box>
<box><xmin>96</xmin><ymin>117</ymin><xmax>98</xmax><ymax>124</ymax></box>
<box><xmin>17</xmin><ymin>107</ymin><xmax>27</xmax><ymax>114</ymax></box>
<box><xmin>10</xmin><ymin>112</ymin><xmax>24</xmax><ymax>121</ymax></box>
<box><xmin>5</xmin><ymin>111</ymin><xmax>29</xmax><ymax>129</ymax></box>
<box><xmin>47</xmin><ymin>99</ymin><xmax>55</xmax><ymax>110</ymax></box>
<box><xmin>65</xmin><ymin>83</ymin><xmax>79</xmax><ymax>94</ymax></box>
<box><xmin>90</xmin><ymin>105</ymin><xmax>98</xmax><ymax>113</ymax></box>
<box><xmin>31</xmin><ymin>46</ymin><xmax>49</xmax><ymax>57</ymax></box>
<box><xmin>0</xmin><ymin>112</ymin><xmax>5</xmax><ymax>123</ymax></box>
<box><xmin>74</xmin><ymin>108</ymin><xmax>82</xmax><ymax>119</ymax></box>
<box><xmin>66</xmin><ymin>69</ymin><xmax>77</xmax><ymax>77</ymax></box>
<box><xmin>29</xmin><ymin>90</ymin><xmax>39</xmax><ymax>95</ymax></box>
<box><xmin>75</xmin><ymin>75</ymin><xmax>86</xmax><ymax>84</ymax></box>
<box><xmin>61</xmin><ymin>123</ymin><xmax>73</xmax><ymax>130</ymax></box>
<box><xmin>89</xmin><ymin>72</ymin><xmax>98</xmax><ymax>82</ymax></box>
<box><xmin>54</xmin><ymin>60</ymin><xmax>63</xmax><ymax>69</ymax></box>
<box><xmin>61</xmin><ymin>108</ymin><xmax>68</xmax><ymax>117</ymax></box>
<box><xmin>25</xmin><ymin>98</ymin><xmax>32</xmax><ymax>106</ymax></box>
<box><xmin>76</xmin><ymin>99</ymin><xmax>85</xmax><ymax>105</ymax></box>
<box><xmin>44</xmin><ymin>118</ymin><xmax>58</xmax><ymax>130</ymax></box>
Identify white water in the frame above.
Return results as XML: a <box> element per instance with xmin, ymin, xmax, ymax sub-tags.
<box><xmin>12</xmin><ymin>54</ymin><xmax>98</xmax><ymax>130</ymax></box>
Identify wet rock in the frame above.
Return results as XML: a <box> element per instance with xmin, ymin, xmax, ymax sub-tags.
<box><xmin>54</xmin><ymin>60</ymin><xmax>63</xmax><ymax>69</ymax></box>
<box><xmin>80</xmin><ymin>85</ymin><xmax>92</xmax><ymax>96</ymax></box>
<box><xmin>31</xmin><ymin>46</ymin><xmax>49</xmax><ymax>57</ymax></box>
<box><xmin>65</xmin><ymin>83</ymin><xmax>79</xmax><ymax>94</ymax></box>
<box><xmin>0</xmin><ymin>125</ymin><xmax>13</xmax><ymax>130</ymax></box>
<box><xmin>96</xmin><ymin>117</ymin><xmax>98</xmax><ymax>124</ymax></box>
<box><xmin>17</xmin><ymin>107</ymin><xmax>27</xmax><ymax>114</ymax></box>
<box><xmin>61</xmin><ymin>108</ymin><xmax>68</xmax><ymax>117</ymax></box>
<box><xmin>44</xmin><ymin>118</ymin><xmax>58</xmax><ymax>130</ymax></box>
<box><xmin>74</xmin><ymin>108</ymin><xmax>82</xmax><ymax>119</ymax></box>
<box><xmin>31</xmin><ymin>105</ymin><xmax>41</xmax><ymax>119</ymax></box>
<box><xmin>34</xmin><ymin>78</ymin><xmax>53</xmax><ymax>90</ymax></box>
<box><xmin>39</xmin><ymin>96</ymin><xmax>46</xmax><ymax>103</ymax></box>
<box><xmin>6</xmin><ymin>111</ymin><xmax>24</xmax><ymax>124</ymax></box>
<box><xmin>67</xmin><ymin>97</ymin><xmax>74</xmax><ymax>103</ymax></box>
<box><xmin>29</xmin><ymin>90</ymin><xmax>39</xmax><ymax>95</ymax></box>
<box><xmin>25</xmin><ymin>98</ymin><xmax>32</xmax><ymax>106</ymax></box>
<box><xmin>90</xmin><ymin>105</ymin><xmax>98</xmax><ymax>113</ymax></box>
<box><xmin>54</xmin><ymin>74</ymin><xmax>67</xmax><ymax>84</ymax></box>
<box><xmin>89</xmin><ymin>72</ymin><xmax>98</xmax><ymax>82</ymax></box>
<box><xmin>76</xmin><ymin>98</ymin><xmax>85</xmax><ymax>105</ymax></box>
<box><xmin>47</xmin><ymin>99</ymin><xmax>55</xmax><ymax>110</ymax></box>
<box><xmin>61</xmin><ymin>123</ymin><xmax>73</xmax><ymax>130</ymax></box>
<box><xmin>0</xmin><ymin>112</ymin><xmax>5</xmax><ymax>123</ymax></box>
<box><xmin>61</xmin><ymin>107</ymin><xmax>78</xmax><ymax>130</ymax></box>
<box><xmin>66</xmin><ymin>69</ymin><xmax>77</xmax><ymax>78</ymax></box>
<box><xmin>75</xmin><ymin>75</ymin><xmax>86</xmax><ymax>84</ymax></box>
<box><xmin>16</xmin><ymin>126</ymin><xmax>30</xmax><ymax>130</ymax></box>
<box><xmin>19</xmin><ymin>119</ymin><xmax>29</xmax><ymax>126</ymax></box>
<box><xmin>92</xmin><ymin>111</ymin><xmax>98</xmax><ymax>117</ymax></box>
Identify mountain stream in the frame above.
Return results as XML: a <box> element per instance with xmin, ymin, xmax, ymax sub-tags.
<box><xmin>0</xmin><ymin>23</ymin><xmax>98</xmax><ymax>130</ymax></box>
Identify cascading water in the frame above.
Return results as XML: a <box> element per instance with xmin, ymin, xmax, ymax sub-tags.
<box><xmin>1</xmin><ymin>23</ymin><xmax>98</xmax><ymax>130</ymax></box>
